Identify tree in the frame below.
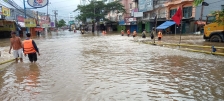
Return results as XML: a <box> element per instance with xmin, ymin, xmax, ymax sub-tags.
<box><xmin>57</xmin><ymin>19</ymin><xmax>66</xmax><ymax>28</ymax></box>
<box><xmin>193</xmin><ymin>0</ymin><xmax>224</xmax><ymax>25</ymax></box>
<box><xmin>74</xmin><ymin>1</ymin><xmax>125</xmax><ymax>25</ymax></box>
<box><xmin>193</xmin><ymin>0</ymin><xmax>204</xmax><ymax>6</ymax></box>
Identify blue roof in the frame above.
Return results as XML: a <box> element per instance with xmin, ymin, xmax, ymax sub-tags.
<box><xmin>156</xmin><ymin>21</ymin><xmax>175</xmax><ymax>29</ymax></box>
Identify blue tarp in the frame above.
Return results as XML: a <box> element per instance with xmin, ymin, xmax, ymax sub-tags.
<box><xmin>156</xmin><ymin>21</ymin><xmax>175</xmax><ymax>29</ymax></box>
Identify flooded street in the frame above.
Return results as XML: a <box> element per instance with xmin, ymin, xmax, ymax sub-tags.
<box><xmin>0</xmin><ymin>31</ymin><xmax>224</xmax><ymax>101</ymax></box>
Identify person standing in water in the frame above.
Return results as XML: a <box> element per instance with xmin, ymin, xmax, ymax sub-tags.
<box><xmin>23</xmin><ymin>33</ymin><xmax>40</xmax><ymax>63</ymax></box>
<box><xmin>121</xmin><ymin>29</ymin><xmax>124</xmax><ymax>36</ymax></box>
<box><xmin>9</xmin><ymin>31</ymin><xmax>23</xmax><ymax>63</ymax></box>
<box><xmin>127</xmin><ymin>29</ymin><xmax>130</xmax><ymax>37</ymax></box>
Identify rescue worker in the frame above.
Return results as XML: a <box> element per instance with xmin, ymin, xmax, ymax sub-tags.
<box><xmin>121</xmin><ymin>29</ymin><xmax>124</xmax><ymax>36</ymax></box>
<box><xmin>23</xmin><ymin>33</ymin><xmax>40</xmax><ymax>63</ymax></box>
<box><xmin>127</xmin><ymin>29</ymin><xmax>130</xmax><ymax>37</ymax></box>
<box><xmin>158</xmin><ymin>30</ymin><xmax>163</xmax><ymax>41</ymax></box>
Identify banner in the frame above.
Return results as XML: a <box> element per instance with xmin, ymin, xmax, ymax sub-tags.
<box><xmin>24</xmin><ymin>18</ymin><xmax>36</xmax><ymax>27</ymax></box>
<box><xmin>2</xmin><ymin>6</ymin><xmax>10</xmax><ymax>16</ymax></box>
<box><xmin>27</xmin><ymin>0</ymin><xmax>48</xmax><ymax>8</ymax></box>
<box><xmin>17</xmin><ymin>15</ymin><xmax>25</xmax><ymax>22</ymax></box>
<box><xmin>0</xmin><ymin>6</ymin><xmax>2</xmax><ymax>15</ymax></box>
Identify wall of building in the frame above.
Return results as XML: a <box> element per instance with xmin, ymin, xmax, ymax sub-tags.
<box><xmin>195</xmin><ymin>0</ymin><xmax>224</xmax><ymax>20</ymax></box>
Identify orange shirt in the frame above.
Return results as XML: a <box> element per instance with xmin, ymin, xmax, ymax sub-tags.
<box><xmin>158</xmin><ymin>32</ymin><xmax>162</xmax><ymax>37</ymax></box>
<box><xmin>127</xmin><ymin>30</ymin><xmax>130</xmax><ymax>34</ymax></box>
<box><xmin>10</xmin><ymin>37</ymin><xmax>22</xmax><ymax>50</ymax></box>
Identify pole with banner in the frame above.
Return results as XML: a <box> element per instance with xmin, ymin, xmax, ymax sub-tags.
<box><xmin>172</xmin><ymin>7</ymin><xmax>182</xmax><ymax>44</ymax></box>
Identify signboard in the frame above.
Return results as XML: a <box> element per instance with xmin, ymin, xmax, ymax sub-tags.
<box><xmin>138</xmin><ymin>0</ymin><xmax>153</xmax><ymax>12</ymax></box>
<box><xmin>17</xmin><ymin>15</ymin><xmax>25</xmax><ymax>22</ymax></box>
<box><xmin>18</xmin><ymin>22</ymin><xmax>25</xmax><ymax>27</ymax></box>
<box><xmin>2</xmin><ymin>6</ymin><xmax>10</xmax><ymax>16</ymax></box>
<box><xmin>34</xmin><ymin>27</ymin><xmax>43</xmax><ymax>31</ymax></box>
<box><xmin>0</xmin><ymin>20</ymin><xmax>16</xmax><ymax>31</ymax></box>
<box><xmin>134</xmin><ymin>12</ymin><xmax>143</xmax><ymax>17</ymax></box>
<box><xmin>69</xmin><ymin>20</ymin><xmax>74</xmax><ymax>24</ymax></box>
<box><xmin>24</xmin><ymin>18</ymin><xmax>36</xmax><ymax>27</ymax></box>
<box><xmin>27</xmin><ymin>0</ymin><xmax>48</xmax><ymax>8</ymax></box>
<box><xmin>50</xmin><ymin>22</ymin><xmax>54</xmax><ymax>27</ymax></box>
<box><xmin>42</xmin><ymin>24</ymin><xmax>49</xmax><ymax>28</ymax></box>
<box><xmin>125</xmin><ymin>17</ymin><xmax>137</xmax><ymax>23</ymax></box>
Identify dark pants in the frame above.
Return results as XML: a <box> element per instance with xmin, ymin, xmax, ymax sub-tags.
<box><xmin>28</xmin><ymin>53</ymin><xmax>37</xmax><ymax>62</ymax></box>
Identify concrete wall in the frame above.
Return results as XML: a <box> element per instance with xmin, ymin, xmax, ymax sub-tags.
<box><xmin>195</xmin><ymin>0</ymin><xmax>224</xmax><ymax>20</ymax></box>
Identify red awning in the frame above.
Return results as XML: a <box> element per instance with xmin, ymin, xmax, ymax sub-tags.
<box><xmin>195</xmin><ymin>21</ymin><xmax>206</xmax><ymax>25</ymax></box>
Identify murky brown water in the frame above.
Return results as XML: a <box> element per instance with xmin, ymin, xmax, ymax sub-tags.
<box><xmin>0</xmin><ymin>31</ymin><xmax>224</xmax><ymax>101</ymax></box>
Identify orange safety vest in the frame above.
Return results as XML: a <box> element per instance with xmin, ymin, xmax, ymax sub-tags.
<box><xmin>23</xmin><ymin>39</ymin><xmax>36</xmax><ymax>54</ymax></box>
<box><xmin>158</xmin><ymin>32</ymin><xmax>162</xmax><ymax>37</ymax></box>
<box><xmin>127</xmin><ymin>30</ymin><xmax>130</xmax><ymax>34</ymax></box>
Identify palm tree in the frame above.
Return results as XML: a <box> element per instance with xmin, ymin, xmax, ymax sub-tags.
<box><xmin>193</xmin><ymin>0</ymin><xmax>204</xmax><ymax>6</ymax></box>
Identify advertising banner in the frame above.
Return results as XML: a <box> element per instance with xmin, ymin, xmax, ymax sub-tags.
<box><xmin>134</xmin><ymin>12</ymin><xmax>143</xmax><ymax>17</ymax></box>
<box><xmin>138</xmin><ymin>0</ymin><xmax>153</xmax><ymax>12</ymax></box>
<box><xmin>25</xmin><ymin>18</ymin><xmax>36</xmax><ymax>27</ymax></box>
<box><xmin>125</xmin><ymin>17</ymin><xmax>137</xmax><ymax>23</ymax></box>
<box><xmin>34</xmin><ymin>27</ymin><xmax>43</xmax><ymax>31</ymax></box>
<box><xmin>2</xmin><ymin>6</ymin><xmax>10</xmax><ymax>16</ymax></box>
<box><xmin>17</xmin><ymin>15</ymin><xmax>25</xmax><ymax>22</ymax></box>
<box><xmin>50</xmin><ymin>22</ymin><xmax>54</xmax><ymax>27</ymax></box>
<box><xmin>27</xmin><ymin>0</ymin><xmax>48</xmax><ymax>8</ymax></box>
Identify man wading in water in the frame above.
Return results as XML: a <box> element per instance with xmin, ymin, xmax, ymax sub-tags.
<box><xmin>9</xmin><ymin>31</ymin><xmax>23</xmax><ymax>63</ymax></box>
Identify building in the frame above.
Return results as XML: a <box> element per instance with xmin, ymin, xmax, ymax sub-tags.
<box><xmin>164</xmin><ymin>0</ymin><xmax>195</xmax><ymax>34</ymax></box>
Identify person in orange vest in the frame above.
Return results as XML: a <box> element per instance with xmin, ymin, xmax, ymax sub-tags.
<box><xmin>121</xmin><ymin>29</ymin><xmax>124</xmax><ymax>36</ymax></box>
<box><xmin>133</xmin><ymin>29</ymin><xmax>137</xmax><ymax>37</ymax></box>
<box><xmin>127</xmin><ymin>29</ymin><xmax>130</xmax><ymax>37</ymax></box>
<box><xmin>102</xmin><ymin>30</ymin><xmax>107</xmax><ymax>35</ymax></box>
<box><xmin>158</xmin><ymin>30</ymin><xmax>163</xmax><ymax>41</ymax></box>
<box><xmin>23</xmin><ymin>33</ymin><xmax>40</xmax><ymax>63</ymax></box>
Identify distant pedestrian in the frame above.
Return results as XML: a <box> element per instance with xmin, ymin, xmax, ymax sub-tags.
<box><xmin>121</xmin><ymin>29</ymin><xmax>124</xmax><ymax>36</ymax></box>
<box><xmin>133</xmin><ymin>29</ymin><xmax>137</xmax><ymax>37</ymax></box>
<box><xmin>23</xmin><ymin>33</ymin><xmax>40</xmax><ymax>63</ymax></box>
<box><xmin>9</xmin><ymin>31</ymin><xmax>23</xmax><ymax>63</ymax></box>
<box><xmin>151</xmin><ymin>27</ymin><xmax>156</xmax><ymax>43</ymax></box>
<box><xmin>127</xmin><ymin>29</ymin><xmax>130</xmax><ymax>37</ymax></box>
<box><xmin>142</xmin><ymin>29</ymin><xmax>146</xmax><ymax>38</ymax></box>
<box><xmin>158</xmin><ymin>30</ymin><xmax>163</xmax><ymax>41</ymax></box>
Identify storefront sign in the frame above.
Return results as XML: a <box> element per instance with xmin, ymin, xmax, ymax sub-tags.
<box><xmin>17</xmin><ymin>15</ymin><xmax>25</xmax><ymax>22</ymax></box>
<box><xmin>27</xmin><ymin>0</ymin><xmax>48</xmax><ymax>8</ymax></box>
<box><xmin>34</xmin><ymin>27</ymin><xmax>43</xmax><ymax>31</ymax></box>
<box><xmin>125</xmin><ymin>17</ymin><xmax>137</xmax><ymax>23</ymax></box>
<box><xmin>134</xmin><ymin>12</ymin><xmax>143</xmax><ymax>17</ymax></box>
<box><xmin>50</xmin><ymin>22</ymin><xmax>55</xmax><ymax>27</ymax></box>
<box><xmin>2</xmin><ymin>6</ymin><xmax>10</xmax><ymax>16</ymax></box>
<box><xmin>0</xmin><ymin>20</ymin><xmax>16</xmax><ymax>31</ymax></box>
<box><xmin>24</xmin><ymin>18</ymin><xmax>36</xmax><ymax>27</ymax></box>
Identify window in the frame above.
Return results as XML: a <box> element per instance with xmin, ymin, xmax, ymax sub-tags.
<box><xmin>222</xmin><ymin>5</ymin><xmax>224</xmax><ymax>10</ymax></box>
<box><xmin>183</xmin><ymin>6</ymin><xmax>192</xmax><ymax>18</ymax></box>
<box><xmin>207</xmin><ymin>16</ymin><xmax>216</xmax><ymax>24</ymax></box>
<box><xmin>130</xmin><ymin>3</ymin><xmax>132</xmax><ymax>9</ymax></box>
<box><xmin>170</xmin><ymin>9</ymin><xmax>177</xmax><ymax>18</ymax></box>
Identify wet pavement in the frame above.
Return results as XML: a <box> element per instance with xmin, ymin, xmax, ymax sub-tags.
<box><xmin>0</xmin><ymin>31</ymin><xmax>224</xmax><ymax>101</ymax></box>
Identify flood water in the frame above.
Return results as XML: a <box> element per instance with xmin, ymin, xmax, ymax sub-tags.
<box><xmin>0</xmin><ymin>31</ymin><xmax>224</xmax><ymax>101</ymax></box>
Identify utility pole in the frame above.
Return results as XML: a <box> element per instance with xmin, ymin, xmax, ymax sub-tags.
<box><xmin>53</xmin><ymin>10</ymin><xmax>58</xmax><ymax>28</ymax></box>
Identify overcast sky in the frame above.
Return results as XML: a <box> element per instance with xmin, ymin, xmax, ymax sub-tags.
<box><xmin>12</xmin><ymin>0</ymin><xmax>82</xmax><ymax>22</ymax></box>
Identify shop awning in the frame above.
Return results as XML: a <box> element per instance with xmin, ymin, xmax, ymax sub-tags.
<box><xmin>156</xmin><ymin>21</ymin><xmax>175</xmax><ymax>29</ymax></box>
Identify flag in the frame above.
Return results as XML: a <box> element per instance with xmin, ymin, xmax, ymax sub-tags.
<box><xmin>172</xmin><ymin>7</ymin><xmax>182</xmax><ymax>25</ymax></box>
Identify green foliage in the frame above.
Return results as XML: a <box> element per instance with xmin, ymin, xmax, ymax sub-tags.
<box><xmin>57</xmin><ymin>19</ymin><xmax>66</xmax><ymax>28</ymax></box>
<box><xmin>74</xmin><ymin>1</ymin><xmax>125</xmax><ymax>23</ymax></box>
<box><xmin>211</xmin><ymin>9</ymin><xmax>224</xmax><ymax>25</ymax></box>
<box><xmin>193</xmin><ymin>0</ymin><xmax>204</xmax><ymax>6</ymax></box>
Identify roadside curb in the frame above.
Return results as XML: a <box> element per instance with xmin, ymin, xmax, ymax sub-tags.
<box><xmin>137</xmin><ymin>40</ymin><xmax>224</xmax><ymax>56</ymax></box>
<box><xmin>0</xmin><ymin>59</ymin><xmax>15</xmax><ymax>70</ymax></box>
